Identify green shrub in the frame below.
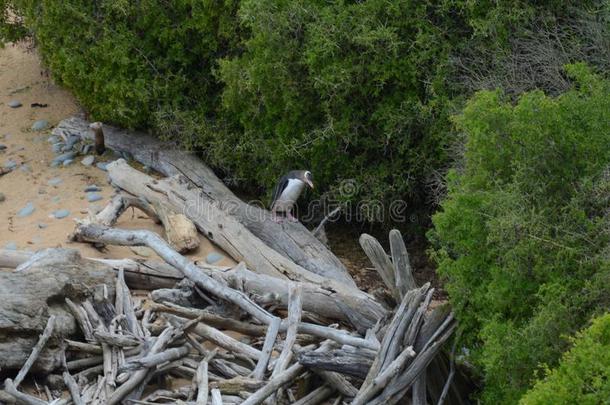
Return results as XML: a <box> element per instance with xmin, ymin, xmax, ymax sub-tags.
<box><xmin>520</xmin><ymin>313</ymin><xmax>610</xmax><ymax>405</ymax></box>
<box><xmin>429</xmin><ymin>64</ymin><xmax>610</xmax><ymax>403</ymax></box>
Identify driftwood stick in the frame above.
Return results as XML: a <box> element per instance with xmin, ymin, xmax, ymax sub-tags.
<box><xmin>106</xmin><ymin>327</ymin><xmax>176</xmax><ymax>405</ymax></box>
<box><xmin>313</xmin><ymin>207</ymin><xmax>341</xmax><ymax>237</ymax></box>
<box><xmin>297</xmin><ymin>349</ymin><xmax>373</xmax><ymax>378</ymax></box>
<box><xmin>13</xmin><ymin>315</ymin><xmax>56</xmax><ymax>387</ymax></box>
<box><xmin>2</xmin><ymin>379</ymin><xmax>47</xmax><ymax>405</ymax></box>
<box><xmin>63</xmin><ymin>370</ymin><xmax>84</xmax><ymax>405</ymax></box>
<box><xmin>271</xmin><ymin>284</ymin><xmax>302</xmax><ymax>377</ymax></box>
<box><xmin>292</xmin><ymin>385</ymin><xmax>334</xmax><ymax>405</ymax></box>
<box><xmin>211</xmin><ymin>388</ymin><xmax>223</xmax><ymax>405</ymax></box>
<box><xmin>65</xmin><ymin>339</ymin><xmax>102</xmax><ymax>354</ymax></box>
<box><xmin>436</xmin><ymin>339</ymin><xmax>457</xmax><ymax>405</ymax></box>
<box><xmin>169</xmin><ymin>315</ymin><xmax>262</xmax><ymax>360</ymax></box>
<box><xmin>152</xmin><ymin>200</ymin><xmax>200</xmax><ymax>253</ymax></box>
<box><xmin>240</xmin><ymin>362</ymin><xmax>304</xmax><ymax>405</ymax></box>
<box><xmin>412</xmin><ymin>375</ymin><xmax>427</xmax><ymax>405</ymax></box>
<box><xmin>253</xmin><ymin>316</ymin><xmax>281</xmax><ymax>380</ymax></box>
<box><xmin>117</xmin><ymin>268</ymin><xmax>143</xmax><ymax>338</ymax></box>
<box><xmin>359</xmin><ymin>234</ymin><xmax>400</xmax><ymax>301</ymax></box>
<box><xmin>351</xmin><ymin>345</ymin><xmax>416</xmax><ymax>405</ymax></box>
<box><xmin>196</xmin><ymin>351</ymin><xmax>217</xmax><ymax>405</ymax></box>
<box><xmin>388</xmin><ymin>229</ymin><xmax>417</xmax><ymax>296</ymax></box>
<box><xmin>72</xmin><ymin>224</ymin><xmax>274</xmax><ymax>324</ymax></box>
<box><xmin>93</xmin><ymin>193</ymin><xmax>159</xmax><ymax>228</ymax></box>
<box><xmin>119</xmin><ymin>345</ymin><xmax>190</xmax><ymax>372</ymax></box>
<box><xmin>149</xmin><ymin>302</ymin><xmax>267</xmax><ymax>337</ymax></box>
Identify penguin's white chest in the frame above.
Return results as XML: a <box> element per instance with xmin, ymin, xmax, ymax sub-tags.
<box><xmin>274</xmin><ymin>179</ymin><xmax>305</xmax><ymax>212</ymax></box>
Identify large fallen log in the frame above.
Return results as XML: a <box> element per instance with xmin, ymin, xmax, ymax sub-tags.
<box><xmin>53</xmin><ymin>116</ymin><xmax>355</xmax><ymax>287</ymax></box>
<box><xmin>0</xmin><ymin>249</ymin><xmax>116</xmax><ymax>372</ymax></box>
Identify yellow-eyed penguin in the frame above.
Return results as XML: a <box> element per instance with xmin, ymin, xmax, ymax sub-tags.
<box><xmin>270</xmin><ymin>170</ymin><xmax>314</xmax><ymax>222</ymax></box>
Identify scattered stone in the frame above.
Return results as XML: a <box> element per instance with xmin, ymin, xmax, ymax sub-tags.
<box><xmin>0</xmin><ymin>192</ymin><xmax>5</xmax><ymax>202</ymax></box>
<box><xmin>81</xmin><ymin>144</ymin><xmax>93</xmax><ymax>154</ymax></box>
<box><xmin>84</xmin><ymin>185</ymin><xmax>101</xmax><ymax>192</ymax></box>
<box><xmin>4</xmin><ymin>159</ymin><xmax>17</xmax><ymax>170</ymax></box>
<box><xmin>52</xmin><ymin>151</ymin><xmax>76</xmax><ymax>166</ymax></box>
<box><xmin>53</xmin><ymin>209</ymin><xmax>70</xmax><ymax>219</ymax></box>
<box><xmin>62</xmin><ymin>159</ymin><xmax>74</xmax><ymax>167</ymax></box>
<box><xmin>19</xmin><ymin>164</ymin><xmax>32</xmax><ymax>173</ymax></box>
<box><xmin>65</xmin><ymin>135</ymin><xmax>81</xmax><ymax>150</ymax></box>
<box><xmin>52</xmin><ymin>143</ymin><xmax>65</xmax><ymax>153</ymax></box>
<box><xmin>86</xmin><ymin>192</ymin><xmax>103</xmax><ymax>202</ymax></box>
<box><xmin>96</xmin><ymin>162</ymin><xmax>108</xmax><ymax>171</ymax></box>
<box><xmin>8</xmin><ymin>100</ymin><xmax>22</xmax><ymax>108</ymax></box>
<box><xmin>130</xmin><ymin>246</ymin><xmax>154</xmax><ymax>257</ymax></box>
<box><xmin>38</xmin><ymin>223</ymin><xmax>48</xmax><ymax>229</ymax></box>
<box><xmin>205</xmin><ymin>252</ymin><xmax>224</xmax><ymax>264</ymax></box>
<box><xmin>32</xmin><ymin>119</ymin><xmax>49</xmax><ymax>131</ymax></box>
<box><xmin>0</xmin><ymin>144</ymin><xmax>6</xmax><ymax>151</ymax></box>
<box><xmin>47</xmin><ymin>177</ymin><xmax>63</xmax><ymax>186</ymax></box>
<box><xmin>17</xmin><ymin>202</ymin><xmax>35</xmax><ymax>217</ymax></box>
<box><xmin>47</xmin><ymin>135</ymin><xmax>61</xmax><ymax>143</ymax></box>
<box><xmin>81</xmin><ymin>155</ymin><xmax>95</xmax><ymax>166</ymax></box>
<box><xmin>4</xmin><ymin>242</ymin><xmax>17</xmax><ymax>250</ymax></box>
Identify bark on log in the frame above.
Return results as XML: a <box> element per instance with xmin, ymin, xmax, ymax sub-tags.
<box><xmin>54</xmin><ymin>116</ymin><xmax>354</xmax><ymax>287</ymax></box>
<box><xmin>0</xmin><ymin>249</ymin><xmax>116</xmax><ymax>372</ymax></box>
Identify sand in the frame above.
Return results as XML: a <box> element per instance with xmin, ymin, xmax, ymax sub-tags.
<box><xmin>0</xmin><ymin>42</ymin><xmax>234</xmax><ymax>266</ymax></box>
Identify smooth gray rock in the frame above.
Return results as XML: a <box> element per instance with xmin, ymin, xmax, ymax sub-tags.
<box><xmin>8</xmin><ymin>100</ymin><xmax>22</xmax><ymax>108</ymax></box>
<box><xmin>53</xmin><ymin>209</ymin><xmax>70</xmax><ymax>219</ymax></box>
<box><xmin>52</xmin><ymin>143</ymin><xmax>65</xmax><ymax>153</ymax></box>
<box><xmin>32</xmin><ymin>119</ymin><xmax>49</xmax><ymax>131</ymax></box>
<box><xmin>205</xmin><ymin>252</ymin><xmax>224</xmax><ymax>264</ymax></box>
<box><xmin>38</xmin><ymin>223</ymin><xmax>48</xmax><ymax>229</ymax></box>
<box><xmin>86</xmin><ymin>193</ymin><xmax>103</xmax><ymax>202</ymax></box>
<box><xmin>17</xmin><ymin>202</ymin><xmax>35</xmax><ymax>217</ymax></box>
<box><xmin>96</xmin><ymin>162</ymin><xmax>108</xmax><ymax>171</ymax></box>
<box><xmin>47</xmin><ymin>177</ymin><xmax>63</xmax><ymax>186</ymax></box>
<box><xmin>52</xmin><ymin>151</ymin><xmax>76</xmax><ymax>165</ymax></box>
<box><xmin>81</xmin><ymin>155</ymin><xmax>95</xmax><ymax>166</ymax></box>
<box><xmin>62</xmin><ymin>159</ymin><xmax>74</xmax><ymax>167</ymax></box>
<box><xmin>47</xmin><ymin>135</ymin><xmax>61</xmax><ymax>143</ymax></box>
<box><xmin>84</xmin><ymin>185</ymin><xmax>101</xmax><ymax>192</ymax></box>
<box><xmin>4</xmin><ymin>159</ymin><xmax>17</xmax><ymax>170</ymax></box>
<box><xmin>65</xmin><ymin>135</ymin><xmax>80</xmax><ymax>150</ymax></box>
<box><xmin>0</xmin><ymin>144</ymin><xmax>7</xmax><ymax>151</ymax></box>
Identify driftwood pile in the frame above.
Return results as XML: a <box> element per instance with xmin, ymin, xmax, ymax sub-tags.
<box><xmin>0</xmin><ymin>119</ymin><xmax>463</xmax><ymax>404</ymax></box>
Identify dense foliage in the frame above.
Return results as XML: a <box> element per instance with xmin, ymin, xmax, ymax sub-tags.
<box><xmin>3</xmin><ymin>0</ymin><xmax>607</xmax><ymax>219</ymax></box>
<box><xmin>429</xmin><ymin>65</ymin><xmax>610</xmax><ymax>403</ymax></box>
<box><xmin>520</xmin><ymin>313</ymin><xmax>610</xmax><ymax>404</ymax></box>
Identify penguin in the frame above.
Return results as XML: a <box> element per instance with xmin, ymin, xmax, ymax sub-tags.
<box><xmin>270</xmin><ymin>170</ymin><xmax>314</xmax><ymax>222</ymax></box>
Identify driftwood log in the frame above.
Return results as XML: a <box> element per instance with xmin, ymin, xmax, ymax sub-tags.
<box><xmin>0</xmin><ymin>249</ymin><xmax>116</xmax><ymax>372</ymax></box>
<box><xmin>53</xmin><ymin>116</ymin><xmax>354</xmax><ymax>287</ymax></box>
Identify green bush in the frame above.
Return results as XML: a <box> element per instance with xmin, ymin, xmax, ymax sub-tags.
<box><xmin>429</xmin><ymin>64</ymin><xmax>610</xmax><ymax>403</ymax></box>
<box><xmin>0</xmin><ymin>0</ymin><xmax>241</xmax><ymax>128</ymax></box>
<box><xmin>520</xmin><ymin>313</ymin><xmax>610</xmax><ymax>405</ymax></box>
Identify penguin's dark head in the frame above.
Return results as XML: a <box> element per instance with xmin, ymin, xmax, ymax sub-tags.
<box><xmin>301</xmin><ymin>170</ymin><xmax>314</xmax><ymax>189</ymax></box>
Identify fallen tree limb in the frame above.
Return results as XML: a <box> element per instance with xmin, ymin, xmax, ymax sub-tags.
<box><xmin>54</xmin><ymin>116</ymin><xmax>355</xmax><ymax>287</ymax></box>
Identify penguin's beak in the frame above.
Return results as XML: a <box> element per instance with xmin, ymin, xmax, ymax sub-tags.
<box><xmin>306</xmin><ymin>179</ymin><xmax>314</xmax><ymax>189</ymax></box>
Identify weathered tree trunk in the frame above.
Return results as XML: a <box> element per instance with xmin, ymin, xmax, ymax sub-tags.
<box><xmin>0</xmin><ymin>249</ymin><xmax>116</xmax><ymax>372</ymax></box>
<box><xmin>53</xmin><ymin>117</ymin><xmax>355</xmax><ymax>287</ymax></box>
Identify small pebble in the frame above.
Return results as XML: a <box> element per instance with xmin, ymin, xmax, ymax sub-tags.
<box><xmin>0</xmin><ymin>192</ymin><xmax>5</xmax><ymax>202</ymax></box>
<box><xmin>84</xmin><ymin>185</ymin><xmax>101</xmax><ymax>192</ymax></box>
<box><xmin>8</xmin><ymin>100</ymin><xmax>22</xmax><ymax>108</ymax></box>
<box><xmin>0</xmin><ymin>144</ymin><xmax>6</xmax><ymax>151</ymax></box>
<box><xmin>17</xmin><ymin>202</ymin><xmax>35</xmax><ymax>217</ymax></box>
<box><xmin>47</xmin><ymin>135</ymin><xmax>61</xmax><ymax>143</ymax></box>
<box><xmin>130</xmin><ymin>246</ymin><xmax>153</xmax><ymax>257</ymax></box>
<box><xmin>53</xmin><ymin>209</ymin><xmax>70</xmax><ymax>219</ymax></box>
<box><xmin>81</xmin><ymin>155</ymin><xmax>95</xmax><ymax>166</ymax></box>
<box><xmin>4</xmin><ymin>159</ymin><xmax>17</xmax><ymax>170</ymax></box>
<box><xmin>47</xmin><ymin>177</ymin><xmax>63</xmax><ymax>186</ymax></box>
<box><xmin>96</xmin><ymin>162</ymin><xmax>108</xmax><ymax>171</ymax></box>
<box><xmin>52</xmin><ymin>143</ymin><xmax>65</xmax><ymax>153</ymax></box>
<box><xmin>32</xmin><ymin>119</ymin><xmax>49</xmax><ymax>131</ymax></box>
<box><xmin>205</xmin><ymin>252</ymin><xmax>224</xmax><ymax>264</ymax></box>
<box><xmin>19</xmin><ymin>164</ymin><xmax>32</xmax><ymax>173</ymax></box>
<box><xmin>86</xmin><ymin>192</ymin><xmax>103</xmax><ymax>202</ymax></box>
<box><xmin>38</xmin><ymin>223</ymin><xmax>48</xmax><ymax>229</ymax></box>
<box><xmin>65</xmin><ymin>135</ymin><xmax>81</xmax><ymax>150</ymax></box>
<box><xmin>62</xmin><ymin>159</ymin><xmax>74</xmax><ymax>166</ymax></box>
<box><xmin>52</xmin><ymin>151</ymin><xmax>76</xmax><ymax>165</ymax></box>
<box><xmin>4</xmin><ymin>242</ymin><xmax>17</xmax><ymax>250</ymax></box>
